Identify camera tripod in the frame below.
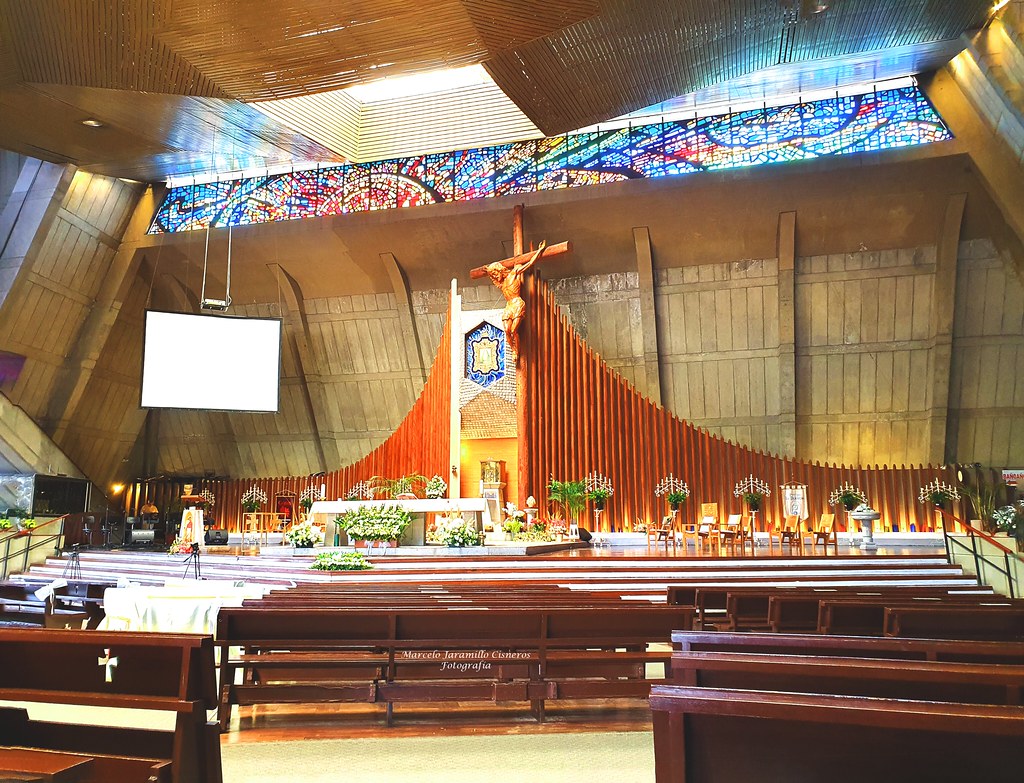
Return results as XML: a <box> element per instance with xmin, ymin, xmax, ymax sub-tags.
<box><xmin>62</xmin><ymin>543</ymin><xmax>82</xmax><ymax>581</ymax></box>
<box><xmin>182</xmin><ymin>542</ymin><xmax>202</xmax><ymax>579</ymax></box>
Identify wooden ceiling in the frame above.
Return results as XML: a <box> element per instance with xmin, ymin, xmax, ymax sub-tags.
<box><xmin>0</xmin><ymin>0</ymin><xmax>994</xmax><ymax>182</ymax></box>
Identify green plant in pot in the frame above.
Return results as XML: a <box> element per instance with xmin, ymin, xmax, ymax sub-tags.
<box><xmin>666</xmin><ymin>490</ymin><xmax>689</xmax><ymax>511</ymax></box>
<box><xmin>339</xmin><ymin>504</ymin><xmax>412</xmax><ymax>545</ymax></box>
<box><xmin>741</xmin><ymin>492</ymin><xmax>763</xmax><ymax>513</ymax></box>
<box><xmin>829</xmin><ymin>484</ymin><xmax>867</xmax><ymax>512</ymax></box>
<box><xmin>299</xmin><ymin>496</ymin><xmax>314</xmax><ymax>513</ymax></box>
<box><xmin>371</xmin><ymin>474</ymin><xmax>426</xmax><ymax>499</ymax></box>
<box><xmin>547</xmin><ymin>479</ymin><xmax>587</xmax><ymax>525</ymax></box>
<box><xmin>588</xmin><ymin>487</ymin><xmax>611</xmax><ymax>511</ymax></box>
<box><xmin>0</xmin><ymin>518</ymin><xmax>10</xmax><ymax>531</ymax></box>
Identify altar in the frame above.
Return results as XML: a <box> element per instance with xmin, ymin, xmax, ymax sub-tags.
<box><xmin>310</xmin><ymin>498</ymin><xmax>492</xmax><ymax>546</ymax></box>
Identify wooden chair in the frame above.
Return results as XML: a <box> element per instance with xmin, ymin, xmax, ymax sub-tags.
<box><xmin>696</xmin><ymin>504</ymin><xmax>720</xmax><ymax>553</ymax></box>
<box><xmin>679</xmin><ymin>516</ymin><xmax>700</xmax><ymax>551</ymax></box>
<box><xmin>811</xmin><ymin>512</ymin><xmax>837</xmax><ymax>555</ymax></box>
<box><xmin>718</xmin><ymin>514</ymin><xmax>743</xmax><ymax>554</ymax></box>
<box><xmin>778</xmin><ymin>514</ymin><xmax>803</xmax><ymax>554</ymax></box>
<box><xmin>647</xmin><ymin>515</ymin><xmax>676</xmax><ymax>551</ymax></box>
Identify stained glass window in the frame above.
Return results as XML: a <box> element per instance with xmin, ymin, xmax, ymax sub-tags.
<box><xmin>150</xmin><ymin>86</ymin><xmax>952</xmax><ymax>233</ymax></box>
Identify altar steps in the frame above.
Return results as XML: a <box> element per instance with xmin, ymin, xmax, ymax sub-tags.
<box><xmin>15</xmin><ymin>550</ymin><xmax>982</xmax><ymax>598</ymax></box>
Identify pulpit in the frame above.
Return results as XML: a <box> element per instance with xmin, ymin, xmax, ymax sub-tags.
<box><xmin>179</xmin><ymin>491</ymin><xmax>205</xmax><ymax>548</ymax></box>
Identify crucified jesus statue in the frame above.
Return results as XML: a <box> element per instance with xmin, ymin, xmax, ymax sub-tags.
<box><xmin>484</xmin><ymin>241</ymin><xmax>546</xmax><ymax>357</ymax></box>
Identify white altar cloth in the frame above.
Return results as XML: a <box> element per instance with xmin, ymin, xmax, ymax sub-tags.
<box><xmin>98</xmin><ymin>580</ymin><xmax>274</xmax><ymax>634</ymax></box>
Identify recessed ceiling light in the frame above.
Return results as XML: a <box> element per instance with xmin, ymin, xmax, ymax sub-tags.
<box><xmin>80</xmin><ymin>118</ymin><xmax>103</xmax><ymax>127</ymax></box>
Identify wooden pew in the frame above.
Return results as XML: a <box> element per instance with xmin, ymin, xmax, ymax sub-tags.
<box><xmin>0</xmin><ymin>628</ymin><xmax>221</xmax><ymax>783</ymax></box>
<box><xmin>217</xmin><ymin>605</ymin><xmax>692</xmax><ymax>727</ymax></box>
<box><xmin>885</xmin><ymin>605</ymin><xmax>1024</xmax><ymax>641</ymax></box>
<box><xmin>650</xmin><ymin>685</ymin><xmax>1024</xmax><ymax>783</ymax></box>
<box><xmin>671</xmin><ymin>650</ymin><xmax>1024</xmax><ymax>705</ymax></box>
<box><xmin>819</xmin><ymin>598</ymin><xmax>1024</xmax><ymax>636</ymax></box>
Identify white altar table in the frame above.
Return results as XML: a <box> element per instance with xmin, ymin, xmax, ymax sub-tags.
<box><xmin>310</xmin><ymin>498</ymin><xmax>491</xmax><ymax>546</ymax></box>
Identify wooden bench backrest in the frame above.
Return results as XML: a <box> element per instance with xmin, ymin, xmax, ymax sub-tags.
<box><xmin>219</xmin><ymin>606</ymin><xmax>690</xmax><ymax>649</ymax></box>
<box><xmin>672</xmin><ymin>650</ymin><xmax>1024</xmax><ymax>705</ymax></box>
<box><xmin>671</xmin><ymin>630</ymin><xmax>1024</xmax><ymax>664</ymax></box>
<box><xmin>650</xmin><ymin>684</ymin><xmax>1024</xmax><ymax>783</ymax></box>
<box><xmin>0</xmin><ymin>628</ymin><xmax>216</xmax><ymax>707</ymax></box>
<box><xmin>885</xmin><ymin>606</ymin><xmax>1024</xmax><ymax>640</ymax></box>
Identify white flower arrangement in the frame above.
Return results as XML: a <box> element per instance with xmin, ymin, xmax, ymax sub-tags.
<box><xmin>338</xmin><ymin>504</ymin><xmax>412</xmax><ymax>542</ymax></box>
<box><xmin>425</xmin><ymin>475</ymin><xmax>448</xmax><ymax>499</ymax></box>
<box><xmin>310</xmin><ymin>551</ymin><xmax>373</xmax><ymax>571</ymax></box>
<box><xmin>433</xmin><ymin>516</ymin><xmax>481</xmax><ymax>547</ymax></box>
<box><xmin>286</xmin><ymin>522</ymin><xmax>324</xmax><ymax>547</ymax></box>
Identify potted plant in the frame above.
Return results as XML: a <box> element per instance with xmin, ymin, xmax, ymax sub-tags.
<box><xmin>829</xmin><ymin>484</ymin><xmax>867</xmax><ymax>512</ymax></box>
<box><xmin>503</xmin><ymin>518</ymin><xmax>524</xmax><ymax>539</ymax></box>
<box><xmin>666</xmin><ymin>489</ymin><xmax>689</xmax><ymax>512</ymax></box>
<box><xmin>286</xmin><ymin>521</ymin><xmax>323</xmax><ymax>548</ymax></box>
<box><xmin>424</xmin><ymin>475</ymin><xmax>447</xmax><ymax>500</ymax></box>
<box><xmin>547</xmin><ymin>479</ymin><xmax>587</xmax><ymax>526</ymax></box>
<box><xmin>241</xmin><ymin>486</ymin><xmax>267</xmax><ymax>514</ymax></box>
<box><xmin>0</xmin><ymin>518</ymin><xmax>10</xmax><ymax>532</ymax></box>
<box><xmin>338</xmin><ymin>504</ymin><xmax>412</xmax><ymax>546</ymax></box>
<box><xmin>588</xmin><ymin>487</ymin><xmax>611</xmax><ymax>511</ymax></box>
<box><xmin>310</xmin><ymin>551</ymin><xmax>373</xmax><ymax>571</ymax></box>
<box><xmin>994</xmin><ymin>503</ymin><xmax>1024</xmax><ymax>552</ymax></box>
<box><xmin>299</xmin><ymin>496</ymin><xmax>314</xmax><ymax>514</ymax></box>
<box><xmin>371</xmin><ymin>474</ymin><xmax>426</xmax><ymax>499</ymax></box>
<box><xmin>741</xmin><ymin>492</ymin><xmax>763</xmax><ymax>513</ymax></box>
<box><xmin>961</xmin><ymin>482</ymin><xmax>1003</xmax><ymax>534</ymax></box>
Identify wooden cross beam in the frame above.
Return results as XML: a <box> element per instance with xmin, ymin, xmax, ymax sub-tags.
<box><xmin>469</xmin><ymin>241</ymin><xmax>572</xmax><ymax>279</ymax></box>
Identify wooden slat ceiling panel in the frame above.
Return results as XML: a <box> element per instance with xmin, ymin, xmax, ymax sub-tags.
<box><xmin>0</xmin><ymin>0</ymin><xmax>225</xmax><ymax>96</ymax></box>
<box><xmin>484</xmin><ymin>0</ymin><xmax>993</xmax><ymax>135</ymax></box>
<box><xmin>157</xmin><ymin>0</ymin><xmax>596</xmax><ymax>102</ymax></box>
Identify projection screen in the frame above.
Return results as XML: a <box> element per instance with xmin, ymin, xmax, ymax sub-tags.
<box><xmin>140</xmin><ymin>311</ymin><xmax>281</xmax><ymax>412</ymax></box>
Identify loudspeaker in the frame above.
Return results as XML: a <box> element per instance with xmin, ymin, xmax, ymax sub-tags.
<box><xmin>127</xmin><ymin>528</ymin><xmax>155</xmax><ymax>544</ymax></box>
<box><xmin>205</xmin><ymin>528</ymin><xmax>229</xmax><ymax>545</ymax></box>
<box><xmin>577</xmin><ymin>526</ymin><xmax>592</xmax><ymax>543</ymax></box>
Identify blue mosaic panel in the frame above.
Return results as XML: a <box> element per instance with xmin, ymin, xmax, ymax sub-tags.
<box><xmin>150</xmin><ymin>86</ymin><xmax>953</xmax><ymax>233</ymax></box>
<box><xmin>465</xmin><ymin>322</ymin><xmax>506</xmax><ymax>388</ymax></box>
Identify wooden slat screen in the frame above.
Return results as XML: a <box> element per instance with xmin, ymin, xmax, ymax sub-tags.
<box><xmin>519</xmin><ymin>271</ymin><xmax>958</xmax><ymax>534</ymax></box>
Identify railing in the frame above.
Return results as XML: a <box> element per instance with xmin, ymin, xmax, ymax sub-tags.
<box><xmin>938</xmin><ymin>508</ymin><xmax>1022</xmax><ymax>598</ymax></box>
<box><xmin>0</xmin><ymin>515</ymin><xmax>67</xmax><ymax>580</ymax></box>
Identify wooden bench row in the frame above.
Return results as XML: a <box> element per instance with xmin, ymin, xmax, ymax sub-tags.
<box><xmin>216</xmin><ymin>604</ymin><xmax>692</xmax><ymax>728</ymax></box>
<box><xmin>0</xmin><ymin>628</ymin><xmax>221</xmax><ymax>783</ymax></box>
<box><xmin>0</xmin><ymin>580</ymin><xmax>108</xmax><ymax>629</ymax></box>
<box><xmin>652</xmin><ymin>630</ymin><xmax>1024</xmax><ymax>782</ymax></box>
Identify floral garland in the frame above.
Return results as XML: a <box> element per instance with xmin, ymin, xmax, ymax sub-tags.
<box><xmin>310</xmin><ymin>551</ymin><xmax>373</xmax><ymax>571</ymax></box>
<box><xmin>338</xmin><ymin>504</ymin><xmax>412</xmax><ymax>542</ymax></box>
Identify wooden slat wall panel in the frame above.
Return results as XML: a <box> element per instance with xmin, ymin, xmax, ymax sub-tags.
<box><xmin>521</xmin><ymin>271</ymin><xmax>953</xmax><ymax>534</ymax></box>
<box><xmin>656</xmin><ymin>259</ymin><xmax>780</xmax><ymax>455</ymax></box>
<box><xmin>948</xmin><ymin>239</ymin><xmax>1024</xmax><ymax>467</ymax></box>
<box><xmin>0</xmin><ymin>170</ymin><xmax>140</xmax><ymax>423</ymax></box>
<box><xmin>794</xmin><ymin>247</ymin><xmax>936</xmax><ymax>467</ymax></box>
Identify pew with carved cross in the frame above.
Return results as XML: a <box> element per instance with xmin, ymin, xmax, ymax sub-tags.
<box><xmin>0</xmin><ymin>628</ymin><xmax>221</xmax><ymax>783</ymax></box>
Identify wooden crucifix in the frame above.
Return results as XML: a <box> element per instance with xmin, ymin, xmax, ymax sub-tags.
<box><xmin>470</xmin><ymin>204</ymin><xmax>571</xmax><ymax>357</ymax></box>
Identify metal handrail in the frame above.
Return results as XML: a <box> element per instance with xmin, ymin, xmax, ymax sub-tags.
<box><xmin>937</xmin><ymin>508</ymin><xmax>1021</xmax><ymax>598</ymax></box>
<box><xmin>0</xmin><ymin>514</ymin><xmax>68</xmax><ymax>580</ymax></box>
